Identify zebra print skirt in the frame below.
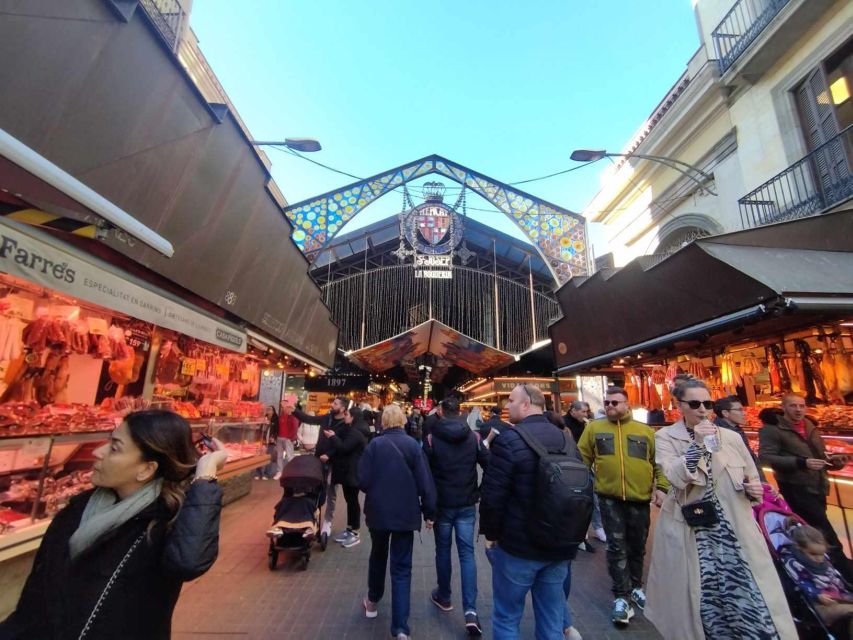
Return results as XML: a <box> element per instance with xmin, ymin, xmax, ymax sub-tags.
<box><xmin>693</xmin><ymin>498</ymin><xmax>780</xmax><ymax>639</ymax></box>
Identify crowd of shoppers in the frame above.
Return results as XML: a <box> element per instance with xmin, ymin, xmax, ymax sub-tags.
<box><xmin>6</xmin><ymin>383</ymin><xmax>853</xmax><ymax>640</ymax></box>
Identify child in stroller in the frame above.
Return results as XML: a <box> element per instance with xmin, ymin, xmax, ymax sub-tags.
<box><xmin>757</xmin><ymin>490</ymin><xmax>853</xmax><ymax>639</ymax></box>
<box><xmin>266</xmin><ymin>454</ymin><xmax>327</xmax><ymax>570</ymax></box>
<box><xmin>782</xmin><ymin>525</ymin><xmax>853</xmax><ymax>639</ymax></box>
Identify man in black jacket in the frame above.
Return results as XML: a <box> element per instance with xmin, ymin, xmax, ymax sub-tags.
<box><xmin>480</xmin><ymin>384</ymin><xmax>580</xmax><ymax>640</ymax></box>
<box><xmin>479</xmin><ymin>406</ymin><xmax>511</xmax><ymax>445</ymax></box>
<box><xmin>294</xmin><ymin>397</ymin><xmax>347</xmax><ymax>538</ymax></box>
<box><xmin>423</xmin><ymin>397</ymin><xmax>490</xmax><ymax>636</ymax></box>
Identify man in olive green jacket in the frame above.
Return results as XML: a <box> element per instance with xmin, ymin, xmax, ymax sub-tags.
<box><xmin>577</xmin><ymin>387</ymin><xmax>669</xmax><ymax>626</ymax></box>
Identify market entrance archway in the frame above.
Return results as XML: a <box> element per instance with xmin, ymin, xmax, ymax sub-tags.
<box><xmin>284</xmin><ymin>154</ymin><xmax>589</xmax><ymax>284</ymax></box>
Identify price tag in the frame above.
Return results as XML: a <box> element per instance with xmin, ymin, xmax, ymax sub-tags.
<box><xmin>195</xmin><ymin>359</ymin><xmax>207</xmax><ymax>373</ymax></box>
<box><xmin>180</xmin><ymin>359</ymin><xmax>197</xmax><ymax>376</ymax></box>
<box><xmin>241</xmin><ymin>370</ymin><xmax>250</xmax><ymax>381</ymax></box>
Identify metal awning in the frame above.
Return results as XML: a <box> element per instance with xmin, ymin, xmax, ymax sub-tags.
<box><xmin>0</xmin><ymin>128</ymin><xmax>174</xmax><ymax>256</ymax></box>
<box><xmin>550</xmin><ymin>209</ymin><xmax>853</xmax><ymax>373</ymax></box>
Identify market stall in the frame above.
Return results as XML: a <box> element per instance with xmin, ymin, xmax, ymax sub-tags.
<box><xmin>0</xmin><ymin>219</ymin><xmax>293</xmax><ymax>554</ymax></box>
<box><xmin>550</xmin><ymin>209</ymin><xmax>853</xmax><ymax>546</ymax></box>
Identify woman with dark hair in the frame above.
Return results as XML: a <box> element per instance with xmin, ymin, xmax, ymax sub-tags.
<box><xmin>326</xmin><ymin>405</ymin><xmax>369</xmax><ymax>548</ymax></box>
<box><xmin>255</xmin><ymin>405</ymin><xmax>279</xmax><ymax>480</ymax></box>
<box><xmin>645</xmin><ymin>379</ymin><xmax>796</xmax><ymax>639</ymax></box>
<box><xmin>1</xmin><ymin>410</ymin><xmax>227</xmax><ymax>639</ymax></box>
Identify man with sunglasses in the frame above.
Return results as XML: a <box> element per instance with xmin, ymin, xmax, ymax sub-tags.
<box><xmin>577</xmin><ymin>386</ymin><xmax>669</xmax><ymax>626</ymax></box>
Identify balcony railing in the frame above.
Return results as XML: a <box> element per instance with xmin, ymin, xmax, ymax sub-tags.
<box><xmin>138</xmin><ymin>0</ymin><xmax>186</xmax><ymax>51</ymax></box>
<box><xmin>712</xmin><ymin>0</ymin><xmax>790</xmax><ymax>73</ymax></box>
<box><xmin>739</xmin><ymin>126</ymin><xmax>853</xmax><ymax>228</ymax></box>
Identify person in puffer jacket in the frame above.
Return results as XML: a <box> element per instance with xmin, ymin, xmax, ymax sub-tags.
<box><xmin>423</xmin><ymin>396</ymin><xmax>489</xmax><ymax>636</ymax></box>
<box><xmin>1</xmin><ymin>410</ymin><xmax>226</xmax><ymax>640</ymax></box>
<box><xmin>479</xmin><ymin>383</ymin><xmax>580</xmax><ymax>640</ymax></box>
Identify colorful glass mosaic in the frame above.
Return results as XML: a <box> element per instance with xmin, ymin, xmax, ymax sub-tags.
<box><xmin>284</xmin><ymin>155</ymin><xmax>587</xmax><ymax>283</ymax></box>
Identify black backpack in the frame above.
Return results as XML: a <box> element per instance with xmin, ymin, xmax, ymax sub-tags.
<box><xmin>514</xmin><ymin>425</ymin><xmax>594</xmax><ymax>550</ymax></box>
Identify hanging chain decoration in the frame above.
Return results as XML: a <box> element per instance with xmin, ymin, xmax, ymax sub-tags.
<box><xmin>392</xmin><ymin>184</ymin><xmax>416</xmax><ymax>263</ymax></box>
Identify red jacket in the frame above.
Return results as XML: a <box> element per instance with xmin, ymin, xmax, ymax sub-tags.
<box><xmin>278</xmin><ymin>414</ymin><xmax>299</xmax><ymax>440</ymax></box>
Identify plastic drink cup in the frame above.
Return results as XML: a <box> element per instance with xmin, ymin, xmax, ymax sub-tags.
<box><xmin>703</xmin><ymin>429</ymin><xmax>722</xmax><ymax>453</ymax></box>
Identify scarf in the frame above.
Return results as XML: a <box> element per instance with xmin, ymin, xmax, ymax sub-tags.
<box><xmin>69</xmin><ymin>478</ymin><xmax>163</xmax><ymax>560</ymax></box>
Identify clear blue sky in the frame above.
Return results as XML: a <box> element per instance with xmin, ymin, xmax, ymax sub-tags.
<box><xmin>190</xmin><ymin>1</ymin><xmax>700</xmax><ymax>251</ymax></box>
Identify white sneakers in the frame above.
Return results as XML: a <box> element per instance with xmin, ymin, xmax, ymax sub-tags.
<box><xmin>565</xmin><ymin>627</ymin><xmax>583</xmax><ymax>640</ymax></box>
<box><xmin>593</xmin><ymin>527</ymin><xmax>607</xmax><ymax>542</ymax></box>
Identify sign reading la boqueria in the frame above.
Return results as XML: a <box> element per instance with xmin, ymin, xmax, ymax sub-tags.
<box><xmin>0</xmin><ymin>219</ymin><xmax>247</xmax><ymax>352</ymax></box>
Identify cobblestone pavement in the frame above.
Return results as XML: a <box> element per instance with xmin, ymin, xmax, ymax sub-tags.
<box><xmin>173</xmin><ymin>480</ymin><xmax>663</xmax><ymax>640</ymax></box>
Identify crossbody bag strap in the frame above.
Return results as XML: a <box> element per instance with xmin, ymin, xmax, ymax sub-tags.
<box><xmin>386</xmin><ymin>437</ymin><xmax>415</xmax><ymax>476</ymax></box>
<box><xmin>78</xmin><ymin>530</ymin><xmax>147</xmax><ymax>640</ymax></box>
<box><xmin>513</xmin><ymin>424</ymin><xmax>548</xmax><ymax>457</ymax></box>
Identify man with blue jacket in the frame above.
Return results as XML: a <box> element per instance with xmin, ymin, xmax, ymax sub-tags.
<box><xmin>424</xmin><ymin>396</ymin><xmax>490</xmax><ymax>636</ymax></box>
<box><xmin>480</xmin><ymin>384</ymin><xmax>581</xmax><ymax>640</ymax></box>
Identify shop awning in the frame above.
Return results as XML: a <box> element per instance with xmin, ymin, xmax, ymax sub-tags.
<box><xmin>0</xmin><ymin>128</ymin><xmax>174</xmax><ymax>256</ymax></box>
<box><xmin>550</xmin><ymin>209</ymin><xmax>853</xmax><ymax>373</ymax></box>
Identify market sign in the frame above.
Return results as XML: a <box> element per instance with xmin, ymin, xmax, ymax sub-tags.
<box><xmin>414</xmin><ymin>254</ymin><xmax>452</xmax><ymax>279</ymax></box>
<box><xmin>305</xmin><ymin>373</ymin><xmax>369</xmax><ymax>392</ymax></box>
<box><xmin>0</xmin><ymin>220</ymin><xmax>247</xmax><ymax>352</ymax></box>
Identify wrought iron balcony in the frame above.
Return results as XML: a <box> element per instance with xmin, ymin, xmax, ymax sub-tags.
<box><xmin>712</xmin><ymin>0</ymin><xmax>790</xmax><ymax>73</ymax></box>
<box><xmin>739</xmin><ymin>126</ymin><xmax>853</xmax><ymax>228</ymax></box>
<box><xmin>139</xmin><ymin>0</ymin><xmax>186</xmax><ymax>51</ymax></box>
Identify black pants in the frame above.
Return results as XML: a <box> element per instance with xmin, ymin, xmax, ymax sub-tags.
<box><xmin>342</xmin><ymin>484</ymin><xmax>361</xmax><ymax>532</ymax></box>
<box><xmin>598</xmin><ymin>495</ymin><xmax>651</xmax><ymax>598</ymax></box>
<box><xmin>779</xmin><ymin>483</ymin><xmax>853</xmax><ymax>581</ymax></box>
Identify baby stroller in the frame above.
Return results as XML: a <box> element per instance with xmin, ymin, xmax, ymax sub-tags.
<box><xmin>267</xmin><ymin>454</ymin><xmax>327</xmax><ymax>571</ymax></box>
<box><xmin>754</xmin><ymin>488</ymin><xmax>841</xmax><ymax>639</ymax></box>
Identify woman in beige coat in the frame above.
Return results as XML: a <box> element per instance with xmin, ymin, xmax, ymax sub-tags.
<box><xmin>646</xmin><ymin>379</ymin><xmax>797</xmax><ymax>640</ymax></box>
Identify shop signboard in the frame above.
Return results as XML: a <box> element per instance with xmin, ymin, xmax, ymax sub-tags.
<box><xmin>0</xmin><ymin>221</ymin><xmax>247</xmax><ymax>352</ymax></box>
<box><xmin>494</xmin><ymin>379</ymin><xmax>557</xmax><ymax>394</ymax></box>
<box><xmin>305</xmin><ymin>374</ymin><xmax>369</xmax><ymax>392</ymax></box>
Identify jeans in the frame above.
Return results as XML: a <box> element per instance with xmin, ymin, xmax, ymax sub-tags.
<box><xmin>591</xmin><ymin>492</ymin><xmax>603</xmax><ymax>531</ymax></box>
<box><xmin>598</xmin><ymin>495</ymin><xmax>650</xmax><ymax>598</ymax></box>
<box><xmin>342</xmin><ymin>484</ymin><xmax>361</xmax><ymax>531</ymax></box>
<box><xmin>275</xmin><ymin>437</ymin><xmax>294</xmax><ymax>475</ymax></box>
<box><xmin>562</xmin><ymin>563</ymin><xmax>574</xmax><ymax>630</ymax></box>
<box><xmin>323</xmin><ymin>476</ymin><xmax>338</xmax><ymax>526</ymax></box>
<box><xmin>368</xmin><ymin>529</ymin><xmax>414</xmax><ymax>637</ymax></box>
<box><xmin>489</xmin><ymin>545</ymin><xmax>568</xmax><ymax>640</ymax></box>
<box><xmin>433</xmin><ymin>505</ymin><xmax>478</xmax><ymax>612</ymax></box>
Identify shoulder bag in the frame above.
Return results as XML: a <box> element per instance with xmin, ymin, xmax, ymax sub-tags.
<box><xmin>680</xmin><ymin>448</ymin><xmax>719</xmax><ymax>528</ymax></box>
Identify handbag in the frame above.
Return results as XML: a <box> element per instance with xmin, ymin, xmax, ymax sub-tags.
<box><xmin>681</xmin><ymin>499</ymin><xmax>719</xmax><ymax>527</ymax></box>
<box><xmin>680</xmin><ymin>445</ymin><xmax>719</xmax><ymax>528</ymax></box>
<box><xmin>77</xmin><ymin>531</ymin><xmax>146</xmax><ymax>639</ymax></box>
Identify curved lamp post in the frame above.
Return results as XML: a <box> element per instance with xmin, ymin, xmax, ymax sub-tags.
<box><xmin>570</xmin><ymin>148</ymin><xmax>717</xmax><ymax>196</ymax></box>
<box><xmin>250</xmin><ymin>138</ymin><xmax>322</xmax><ymax>152</ymax></box>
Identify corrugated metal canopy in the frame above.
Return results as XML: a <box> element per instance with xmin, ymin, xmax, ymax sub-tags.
<box><xmin>550</xmin><ymin>209</ymin><xmax>853</xmax><ymax>373</ymax></box>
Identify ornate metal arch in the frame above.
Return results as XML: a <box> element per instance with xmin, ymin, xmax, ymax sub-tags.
<box><xmin>283</xmin><ymin>154</ymin><xmax>588</xmax><ymax>284</ymax></box>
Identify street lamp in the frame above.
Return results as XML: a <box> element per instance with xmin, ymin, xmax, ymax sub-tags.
<box><xmin>570</xmin><ymin>148</ymin><xmax>717</xmax><ymax>195</ymax></box>
<box><xmin>250</xmin><ymin>138</ymin><xmax>322</xmax><ymax>152</ymax></box>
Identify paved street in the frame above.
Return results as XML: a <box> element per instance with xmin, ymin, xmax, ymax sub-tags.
<box><xmin>173</xmin><ymin>480</ymin><xmax>663</xmax><ymax>639</ymax></box>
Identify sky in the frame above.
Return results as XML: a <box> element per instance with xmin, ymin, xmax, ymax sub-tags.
<box><xmin>189</xmin><ymin>1</ymin><xmax>701</xmax><ymax>253</ymax></box>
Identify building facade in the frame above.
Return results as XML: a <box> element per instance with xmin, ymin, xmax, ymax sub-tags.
<box><xmin>586</xmin><ymin>0</ymin><xmax>852</xmax><ymax>266</ymax></box>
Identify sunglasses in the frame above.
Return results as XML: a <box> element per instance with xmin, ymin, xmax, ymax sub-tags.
<box><xmin>680</xmin><ymin>400</ymin><xmax>714</xmax><ymax>410</ymax></box>
<box><xmin>603</xmin><ymin>400</ymin><xmax>625</xmax><ymax>407</ymax></box>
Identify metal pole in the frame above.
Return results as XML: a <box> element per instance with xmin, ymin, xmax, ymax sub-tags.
<box><xmin>360</xmin><ymin>238</ymin><xmax>368</xmax><ymax>349</ymax></box>
<box><xmin>493</xmin><ymin>239</ymin><xmax>500</xmax><ymax>350</ymax></box>
<box><xmin>528</xmin><ymin>255</ymin><xmax>537</xmax><ymax>344</ymax></box>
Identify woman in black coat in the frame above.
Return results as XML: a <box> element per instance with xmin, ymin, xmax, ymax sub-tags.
<box><xmin>0</xmin><ymin>410</ymin><xmax>227</xmax><ymax>640</ymax></box>
<box><xmin>325</xmin><ymin>406</ymin><xmax>369</xmax><ymax>547</ymax></box>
